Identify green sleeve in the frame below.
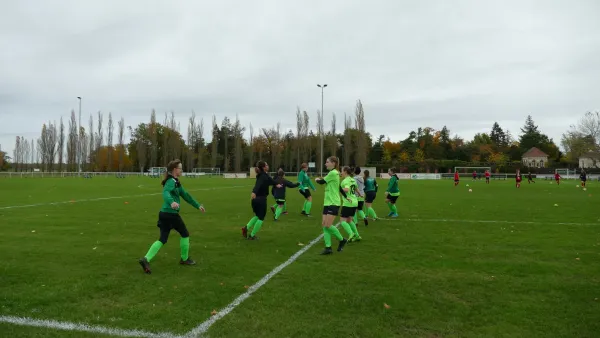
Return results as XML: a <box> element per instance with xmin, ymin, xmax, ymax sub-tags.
<box><xmin>324</xmin><ymin>170</ymin><xmax>337</xmax><ymax>183</ymax></box>
<box><xmin>308</xmin><ymin>176</ymin><xmax>316</xmax><ymax>190</ymax></box>
<box><xmin>387</xmin><ymin>176</ymin><xmax>397</xmax><ymax>192</ymax></box>
<box><xmin>180</xmin><ymin>186</ymin><xmax>201</xmax><ymax>209</ymax></box>
<box><xmin>163</xmin><ymin>179</ymin><xmax>176</xmax><ymax>204</ymax></box>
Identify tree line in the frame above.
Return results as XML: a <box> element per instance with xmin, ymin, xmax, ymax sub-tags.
<box><xmin>5</xmin><ymin>101</ymin><xmax>599</xmax><ymax>173</ymax></box>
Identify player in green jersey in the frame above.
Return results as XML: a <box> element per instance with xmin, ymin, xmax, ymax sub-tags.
<box><xmin>340</xmin><ymin>166</ymin><xmax>361</xmax><ymax>242</ymax></box>
<box><xmin>385</xmin><ymin>167</ymin><xmax>400</xmax><ymax>218</ymax></box>
<box><xmin>271</xmin><ymin>169</ymin><xmax>300</xmax><ymax>221</ymax></box>
<box><xmin>363</xmin><ymin>169</ymin><xmax>379</xmax><ymax>220</ymax></box>
<box><xmin>315</xmin><ymin>156</ymin><xmax>348</xmax><ymax>255</ymax></box>
<box><xmin>352</xmin><ymin>167</ymin><xmax>369</xmax><ymax>226</ymax></box>
<box><xmin>297</xmin><ymin>163</ymin><xmax>317</xmax><ymax>217</ymax></box>
<box><xmin>139</xmin><ymin>159</ymin><xmax>206</xmax><ymax>274</ymax></box>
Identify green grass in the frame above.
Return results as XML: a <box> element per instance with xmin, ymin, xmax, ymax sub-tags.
<box><xmin>1</xmin><ymin>176</ymin><xmax>599</xmax><ymax>338</ymax></box>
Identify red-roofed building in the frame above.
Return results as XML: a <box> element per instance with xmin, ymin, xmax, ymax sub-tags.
<box><xmin>522</xmin><ymin>147</ymin><xmax>549</xmax><ymax>168</ymax></box>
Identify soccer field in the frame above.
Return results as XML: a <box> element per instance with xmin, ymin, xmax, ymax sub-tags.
<box><xmin>0</xmin><ymin>176</ymin><xmax>599</xmax><ymax>338</ymax></box>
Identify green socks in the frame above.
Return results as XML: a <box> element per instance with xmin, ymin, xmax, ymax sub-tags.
<box><xmin>180</xmin><ymin>237</ymin><xmax>190</xmax><ymax>261</ymax></box>
<box><xmin>302</xmin><ymin>201</ymin><xmax>307</xmax><ymax>213</ymax></box>
<box><xmin>275</xmin><ymin>206</ymin><xmax>283</xmax><ymax>219</ymax></box>
<box><xmin>391</xmin><ymin>204</ymin><xmax>398</xmax><ymax>214</ymax></box>
<box><xmin>328</xmin><ymin>226</ymin><xmax>344</xmax><ymax>241</ymax></box>
<box><xmin>305</xmin><ymin>201</ymin><xmax>312</xmax><ymax>214</ymax></box>
<box><xmin>144</xmin><ymin>241</ymin><xmax>163</xmax><ymax>262</ymax></box>
<box><xmin>283</xmin><ymin>202</ymin><xmax>287</xmax><ymax>212</ymax></box>
<box><xmin>341</xmin><ymin>221</ymin><xmax>354</xmax><ymax>238</ymax></box>
<box><xmin>323</xmin><ymin>227</ymin><xmax>332</xmax><ymax>247</ymax></box>
<box><xmin>367</xmin><ymin>207</ymin><xmax>378</xmax><ymax>219</ymax></box>
<box><xmin>250</xmin><ymin>220</ymin><xmax>263</xmax><ymax>237</ymax></box>
<box><xmin>247</xmin><ymin>216</ymin><xmax>259</xmax><ymax>230</ymax></box>
<box><xmin>358</xmin><ymin>210</ymin><xmax>366</xmax><ymax>220</ymax></box>
<box><xmin>349</xmin><ymin>221</ymin><xmax>360</xmax><ymax>237</ymax></box>
<box><xmin>353</xmin><ymin>214</ymin><xmax>358</xmax><ymax>224</ymax></box>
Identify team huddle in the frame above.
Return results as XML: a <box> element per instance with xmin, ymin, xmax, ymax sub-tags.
<box><xmin>138</xmin><ymin>157</ymin><xmax>402</xmax><ymax>273</ymax></box>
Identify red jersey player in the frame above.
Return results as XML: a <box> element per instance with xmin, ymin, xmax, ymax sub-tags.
<box><xmin>554</xmin><ymin>172</ymin><xmax>561</xmax><ymax>185</ymax></box>
<box><xmin>485</xmin><ymin>170</ymin><xmax>490</xmax><ymax>184</ymax></box>
<box><xmin>472</xmin><ymin>170</ymin><xmax>477</xmax><ymax>181</ymax></box>
<box><xmin>454</xmin><ymin>170</ymin><xmax>460</xmax><ymax>186</ymax></box>
<box><xmin>515</xmin><ymin>170</ymin><xmax>522</xmax><ymax>188</ymax></box>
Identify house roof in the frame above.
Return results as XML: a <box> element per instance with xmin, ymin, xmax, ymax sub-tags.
<box><xmin>580</xmin><ymin>152</ymin><xmax>600</xmax><ymax>159</ymax></box>
<box><xmin>522</xmin><ymin>147</ymin><xmax>548</xmax><ymax>158</ymax></box>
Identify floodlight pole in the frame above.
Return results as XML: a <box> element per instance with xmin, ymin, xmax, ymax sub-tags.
<box><xmin>77</xmin><ymin>96</ymin><xmax>82</xmax><ymax>175</ymax></box>
<box><xmin>317</xmin><ymin>84</ymin><xmax>327</xmax><ymax>177</ymax></box>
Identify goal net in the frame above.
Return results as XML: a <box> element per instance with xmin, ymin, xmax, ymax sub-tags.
<box><xmin>149</xmin><ymin>167</ymin><xmax>167</xmax><ymax>178</ymax></box>
<box><xmin>190</xmin><ymin>167</ymin><xmax>221</xmax><ymax>177</ymax></box>
<box><xmin>555</xmin><ymin>168</ymin><xmax>577</xmax><ymax>179</ymax></box>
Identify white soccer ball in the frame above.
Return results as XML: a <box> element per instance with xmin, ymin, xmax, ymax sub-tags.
<box><xmin>583</xmin><ymin>188</ymin><xmax>587</xmax><ymax>191</ymax></box>
<box><xmin>466</xmin><ymin>184</ymin><xmax>470</xmax><ymax>187</ymax></box>
<box><xmin>468</xmin><ymin>189</ymin><xmax>472</xmax><ymax>192</ymax></box>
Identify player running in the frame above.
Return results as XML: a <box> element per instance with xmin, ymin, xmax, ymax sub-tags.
<box><xmin>580</xmin><ymin>170</ymin><xmax>587</xmax><ymax>187</ymax></box>
<box><xmin>363</xmin><ymin>169</ymin><xmax>379</xmax><ymax>221</ymax></box>
<box><xmin>454</xmin><ymin>170</ymin><xmax>460</xmax><ymax>186</ymax></box>
<box><xmin>315</xmin><ymin>156</ymin><xmax>349</xmax><ymax>255</ymax></box>
<box><xmin>485</xmin><ymin>170</ymin><xmax>490</xmax><ymax>184</ymax></box>
<box><xmin>516</xmin><ymin>169</ymin><xmax>522</xmax><ymax>188</ymax></box>
<box><xmin>297</xmin><ymin>163</ymin><xmax>317</xmax><ymax>217</ymax></box>
<box><xmin>339</xmin><ymin>166</ymin><xmax>361</xmax><ymax>241</ymax></box>
<box><xmin>271</xmin><ymin>169</ymin><xmax>300</xmax><ymax>221</ymax></box>
<box><xmin>138</xmin><ymin>159</ymin><xmax>206</xmax><ymax>274</ymax></box>
<box><xmin>528</xmin><ymin>172</ymin><xmax>535</xmax><ymax>184</ymax></box>
<box><xmin>385</xmin><ymin>168</ymin><xmax>400</xmax><ymax>217</ymax></box>
<box><xmin>353</xmin><ymin>167</ymin><xmax>369</xmax><ymax>226</ymax></box>
<box><xmin>242</xmin><ymin>161</ymin><xmax>282</xmax><ymax>240</ymax></box>
<box><xmin>555</xmin><ymin>172</ymin><xmax>561</xmax><ymax>185</ymax></box>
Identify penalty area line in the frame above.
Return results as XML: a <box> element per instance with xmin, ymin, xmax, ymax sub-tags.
<box><xmin>185</xmin><ymin>224</ymin><xmax>339</xmax><ymax>338</ymax></box>
<box><xmin>376</xmin><ymin>218</ymin><xmax>600</xmax><ymax>226</ymax></box>
<box><xmin>0</xmin><ymin>315</ymin><xmax>183</xmax><ymax>338</ymax></box>
<box><xmin>0</xmin><ymin>185</ymin><xmax>250</xmax><ymax>210</ymax></box>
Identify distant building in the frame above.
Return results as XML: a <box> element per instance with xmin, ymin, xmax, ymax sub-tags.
<box><xmin>579</xmin><ymin>152</ymin><xmax>600</xmax><ymax>168</ymax></box>
<box><xmin>522</xmin><ymin>147</ymin><xmax>549</xmax><ymax>168</ymax></box>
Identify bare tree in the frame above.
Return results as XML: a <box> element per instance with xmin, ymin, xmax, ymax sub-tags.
<box><xmin>163</xmin><ymin>113</ymin><xmax>170</xmax><ymax>164</ymax></box>
<box><xmin>137</xmin><ymin>138</ymin><xmax>147</xmax><ymax>172</ymax></box>
<box><xmin>210</xmin><ymin>115</ymin><xmax>218</xmax><ymax>168</ymax></box>
<box><xmin>295</xmin><ymin>108</ymin><xmax>302</xmax><ymax>169</ymax></box>
<box><xmin>80</xmin><ymin>126</ymin><xmax>88</xmax><ymax>171</ymax></box>
<box><xmin>36</xmin><ymin>137</ymin><xmax>43</xmax><ymax>170</ymax></box>
<box><xmin>88</xmin><ymin>114</ymin><xmax>95</xmax><ymax>171</ymax></box>
<box><xmin>67</xmin><ymin>111</ymin><xmax>77</xmax><ymax>171</ymax></box>
<box><xmin>577</xmin><ymin>111</ymin><xmax>600</xmax><ymax>148</ymax></box>
<box><xmin>354</xmin><ymin>100</ymin><xmax>367</xmax><ymax>166</ymax></box>
<box><xmin>263</xmin><ymin>123</ymin><xmax>282</xmax><ymax>169</ymax></box>
<box><xmin>196</xmin><ymin>117</ymin><xmax>205</xmax><ymax>169</ymax></box>
<box><xmin>234</xmin><ymin>114</ymin><xmax>243</xmax><ymax>172</ymax></box>
<box><xmin>343</xmin><ymin>113</ymin><xmax>353</xmax><ymax>166</ymax></box>
<box><xmin>167</xmin><ymin>112</ymin><xmax>180</xmax><ymax>161</ymax></box>
<box><xmin>150</xmin><ymin>110</ymin><xmax>158</xmax><ymax>167</ymax></box>
<box><xmin>107</xmin><ymin>112</ymin><xmax>114</xmax><ymax>171</ymax></box>
<box><xmin>187</xmin><ymin>112</ymin><xmax>197</xmax><ymax>172</ymax></box>
<box><xmin>328</xmin><ymin>113</ymin><xmax>338</xmax><ymax>158</ymax></box>
<box><xmin>47</xmin><ymin>121</ymin><xmax>57</xmax><ymax>171</ymax></box>
<box><xmin>58</xmin><ymin>117</ymin><xmax>65</xmax><ymax>171</ymax></box>
<box><xmin>249</xmin><ymin>122</ymin><xmax>255</xmax><ymax>168</ymax></box>
<box><xmin>96</xmin><ymin>111</ymin><xmax>104</xmax><ymax>170</ymax></box>
<box><xmin>13</xmin><ymin>136</ymin><xmax>21</xmax><ymax>171</ymax></box>
<box><xmin>118</xmin><ymin>117</ymin><xmax>125</xmax><ymax>171</ymax></box>
<box><xmin>302</xmin><ymin>111</ymin><xmax>310</xmax><ymax>161</ymax></box>
<box><xmin>23</xmin><ymin>137</ymin><xmax>31</xmax><ymax>172</ymax></box>
<box><xmin>222</xmin><ymin>117</ymin><xmax>230</xmax><ymax>172</ymax></box>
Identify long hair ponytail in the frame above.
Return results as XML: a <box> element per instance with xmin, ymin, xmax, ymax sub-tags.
<box><xmin>161</xmin><ymin>159</ymin><xmax>182</xmax><ymax>186</ymax></box>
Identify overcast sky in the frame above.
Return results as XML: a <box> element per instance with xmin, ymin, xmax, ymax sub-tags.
<box><xmin>1</xmin><ymin>0</ymin><xmax>599</xmax><ymax>155</ymax></box>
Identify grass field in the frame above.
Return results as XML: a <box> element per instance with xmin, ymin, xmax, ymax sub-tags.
<box><xmin>1</xmin><ymin>175</ymin><xmax>599</xmax><ymax>338</ymax></box>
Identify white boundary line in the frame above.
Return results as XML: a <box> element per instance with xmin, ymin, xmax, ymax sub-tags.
<box><xmin>376</xmin><ymin>218</ymin><xmax>600</xmax><ymax>226</ymax></box>
<box><xmin>0</xmin><ymin>315</ymin><xmax>183</xmax><ymax>338</ymax></box>
<box><xmin>0</xmin><ymin>185</ymin><xmax>249</xmax><ymax>210</ymax></box>
<box><xmin>184</xmin><ymin>224</ymin><xmax>336</xmax><ymax>338</ymax></box>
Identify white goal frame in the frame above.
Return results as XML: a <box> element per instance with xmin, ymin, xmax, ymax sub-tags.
<box><xmin>149</xmin><ymin>167</ymin><xmax>167</xmax><ymax>178</ymax></box>
<box><xmin>190</xmin><ymin>167</ymin><xmax>221</xmax><ymax>177</ymax></box>
<box><xmin>555</xmin><ymin>168</ymin><xmax>577</xmax><ymax>179</ymax></box>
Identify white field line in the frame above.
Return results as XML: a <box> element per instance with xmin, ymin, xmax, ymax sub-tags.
<box><xmin>376</xmin><ymin>217</ymin><xmax>600</xmax><ymax>226</ymax></box>
<box><xmin>0</xmin><ymin>185</ymin><xmax>250</xmax><ymax>210</ymax></box>
<box><xmin>0</xmin><ymin>315</ymin><xmax>183</xmax><ymax>338</ymax></box>
<box><xmin>185</xmin><ymin>224</ymin><xmax>338</xmax><ymax>338</ymax></box>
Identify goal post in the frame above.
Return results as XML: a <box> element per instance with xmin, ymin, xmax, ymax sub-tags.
<box><xmin>149</xmin><ymin>167</ymin><xmax>167</xmax><ymax>178</ymax></box>
<box><xmin>190</xmin><ymin>168</ymin><xmax>221</xmax><ymax>177</ymax></box>
<box><xmin>453</xmin><ymin>166</ymin><xmax>505</xmax><ymax>180</ymax></box>
<box><xmin>555</xmin><ymin>168</ymin><xmax>577</xmax><ymax>179</ymax></box>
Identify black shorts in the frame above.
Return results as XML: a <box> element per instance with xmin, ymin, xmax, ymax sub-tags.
<box><xmin>299</xmin><ymin>189</ymin><xmax>311</xmax><ymax>199</ymax></box>
<box><xmin>157</xmin><ymin>211</ymin><xmax>189</xmax><ymax>243</ymax></box>
<box><xmin>365</xmin><ymin>191</ymin><xmax>376</xmax><ymax>203</ymax></box>
<box><xmin>275</xmin><ymin>199</ymin><xmax>285</xmax><ymax>206</ymax></box>
<box><xmin>322</xmin><ymin>205</ymin><xmax>339</xmax><ymax>215</ymax></box>
<box><xmin>357</xmin><ymin>201</ymin><xmax>364</xmax><ymax>210</ymax></box>
<box><xmin>454</xmin><ymin>179</ymin><xmax>459</xmax><ymax>183</ymax></box>
<box><xmin>340</xmin><ymin>206</ymin><xmax>357</xmax><ymax>218</ymax></box>
<box><xmin>387</xmin><ymin>195</ymin><xmax>399</xmax><ymax>203</ymax></box>
<box><xmin>251</xmin><ymin>197</ymin><xmax>267</xmax><ymax>220</ymax></box>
